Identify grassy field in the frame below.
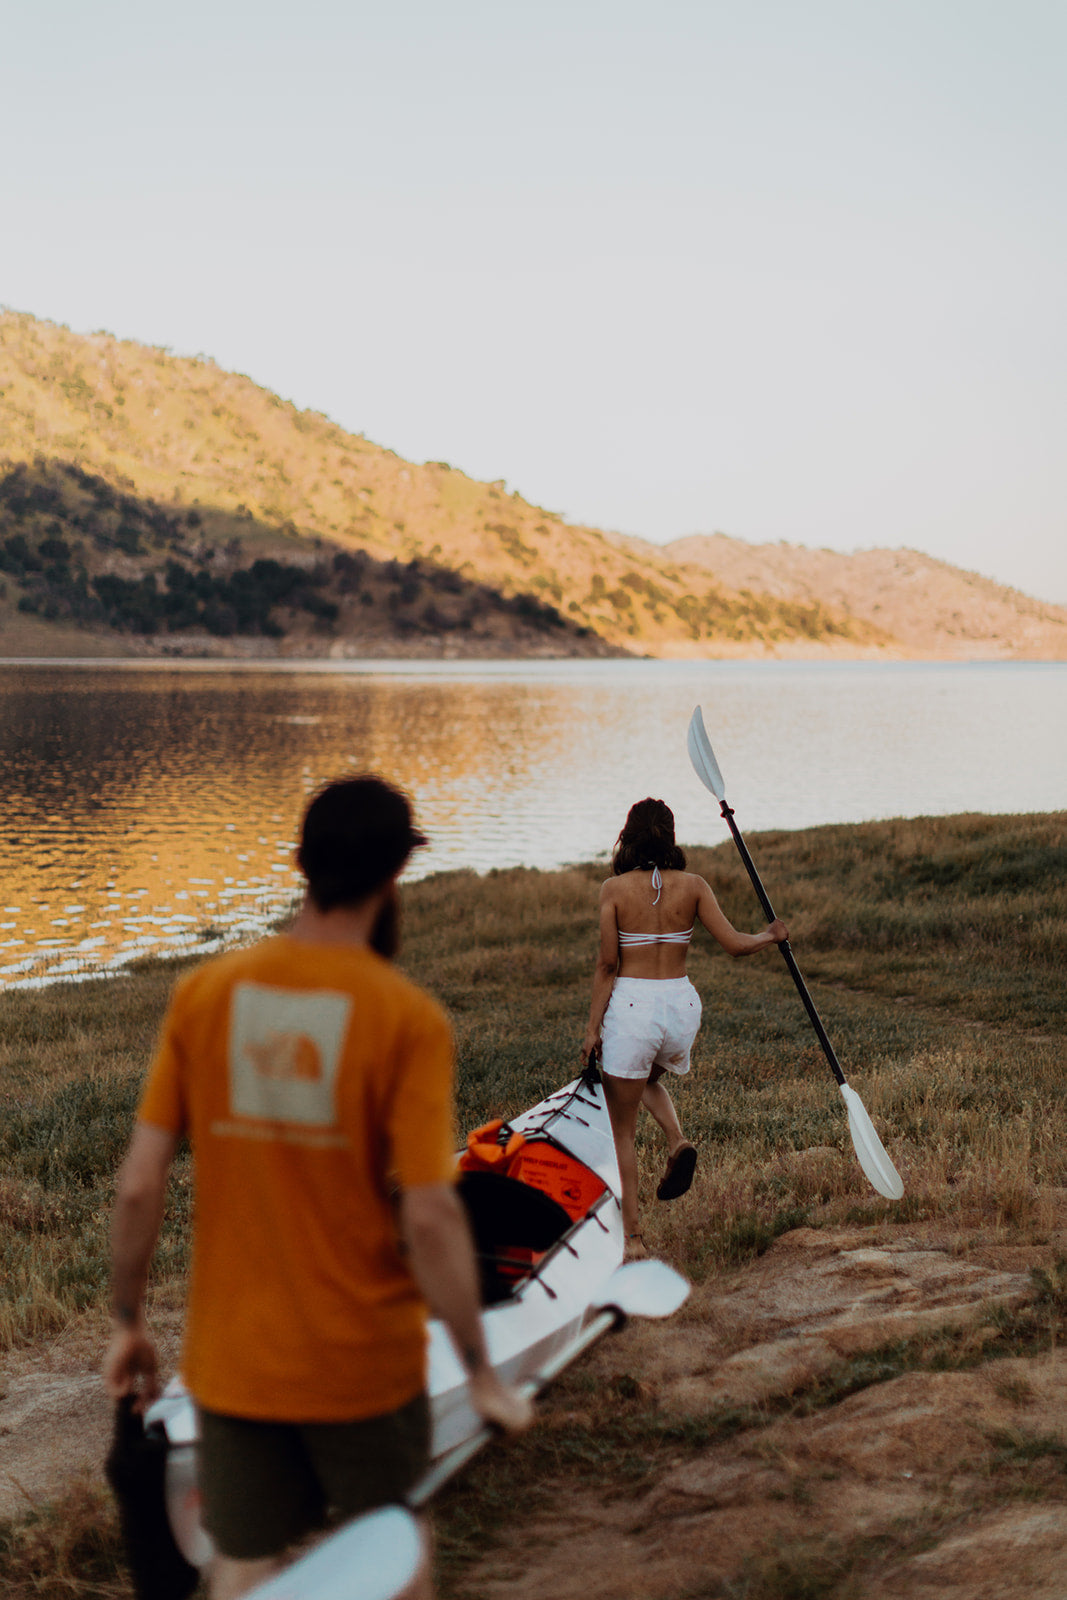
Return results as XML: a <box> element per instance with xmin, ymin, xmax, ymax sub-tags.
<box><xmin>1</xmin><ymin>809</ymin><xmax>1065</xmax><ymax>1596</ymax></box>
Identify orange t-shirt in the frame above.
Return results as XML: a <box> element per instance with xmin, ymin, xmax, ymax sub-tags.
<box><xmin>138</xmin><ymin>934</ymin><xmax>456</xmax><ymax>1422</ymax></box>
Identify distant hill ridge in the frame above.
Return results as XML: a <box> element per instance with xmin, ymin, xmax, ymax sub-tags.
<box><xmin>1</xmin><ymin>309</ymin><xmax>1064</xmax><ymax>660</ymax></box>
<box><xmin>662</xmin><ymin>533</ymin><xmax>1067</xmax><ymax>659</ymax></box>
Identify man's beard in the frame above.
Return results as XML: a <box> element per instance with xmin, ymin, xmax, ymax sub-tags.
<box><xmin>371</xmin><ymin>890</ymin><xmax>400</xmax><ymax>959</ymax></box>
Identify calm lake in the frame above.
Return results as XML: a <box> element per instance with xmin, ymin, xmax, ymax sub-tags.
<box><xmin>1</xmin><ymin>658</ymin><xmax>1064</xmax><ymax>988</ymax></box>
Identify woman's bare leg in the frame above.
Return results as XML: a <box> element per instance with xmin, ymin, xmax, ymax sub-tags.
<box><xmin>641</xmin><ymin>1067</ymin><xmax>687</xmax><ymax>1156</ymax></box>
<box><xmin>602</xmin><ymin>1073</ymin><xmax>649</xmax><ymax>1245</ymax></box>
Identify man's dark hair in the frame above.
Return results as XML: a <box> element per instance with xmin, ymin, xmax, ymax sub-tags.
<box><xmin>612</xmin><ymin>797</ymin><xmax>687</xmax><ymax>876</ymax></box>
<box><xmin>297</xmin><ymin>776</ymin><xmax>427</xmax><ymax>911</ymax></box>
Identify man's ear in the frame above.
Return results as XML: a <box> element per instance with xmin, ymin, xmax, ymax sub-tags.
<box><xmin>369</xmin><ymin>878</ymin><xmax>403</xmax><ymax>959</ymax></box>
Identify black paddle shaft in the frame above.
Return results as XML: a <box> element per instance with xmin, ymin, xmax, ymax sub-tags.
<box><xmin>719</xmin><ymin>801</ymin><xmax>847</xmax><ymax>1088</ymax></box>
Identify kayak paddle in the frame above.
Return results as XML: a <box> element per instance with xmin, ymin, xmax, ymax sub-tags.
<box><xmin>687</xmin><ymin>706</ymin><xmax>904</xmax><ymax>1201</ymax></box>
<box><xmin>244</xmin><ymin>1505</ymin><xmax>424</xmax><ymax>1600</ymax></box>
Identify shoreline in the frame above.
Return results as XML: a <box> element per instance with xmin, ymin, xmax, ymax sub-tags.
<box><xmin>4</xmin><ymin>652</ymin><xmax>1067</xmax><ymax>673</ymax></box>
<box><xmin>2</xmin><ymin>617</ymin><xmax>1066</xmax><ymax>669</ymax></box>
<box><xmin>4</xmin><ymin>804</ymin><xmax>1067</xmax><ymax>998</ymax></box>
<box><xmin>6</xmin><ymin>803</ymin><xmax>1067</xmax><ymax>999</ymax></box>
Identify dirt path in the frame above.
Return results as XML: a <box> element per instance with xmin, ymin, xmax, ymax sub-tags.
<box><xmin>0</xmin><ymin>1306</ymin><xmax>182</xmax><ymax>1523</ymax></box>
<box><xmin>452</xmin><ymin>1214</ymin><xmax>1067</xmax><ymax>1600</ymax></box>
<box><xmin>3</xmin><ymin>1215</ymin><xmax>1064</xmax><ymax>1598</ymax></box>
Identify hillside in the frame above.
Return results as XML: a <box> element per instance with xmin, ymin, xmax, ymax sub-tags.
<box><xmin>664</xmin><ymin>532</ymin><xmax>1067</xmax><ymax>660</ymax></box>
<box><xmin>0</xmin><ymin>311</ymin><xmax>878</xmax><ymax>659</ymax></box>
<box><xmin>1</xmin><ymin>309</ymin><xmax>1063</xmax><ymax>659</ymax></box>
<box><xmin>0</xmin><ymin>457</ymin><xmax>612</xmax><ymax>661</ymax></box>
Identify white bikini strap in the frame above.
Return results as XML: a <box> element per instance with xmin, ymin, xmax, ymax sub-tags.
<box><xmin>651</xmin><ymin>866</ymin><xmax>662</xmax><ymax>905</ymax></box>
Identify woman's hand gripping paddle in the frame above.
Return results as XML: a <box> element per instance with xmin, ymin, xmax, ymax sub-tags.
<box><xmin>687</xmin><ymin>707</ymin><xmax>904</xmax><ymax>1201</ymax></box>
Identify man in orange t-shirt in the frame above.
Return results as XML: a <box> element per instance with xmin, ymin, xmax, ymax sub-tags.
<box><xmin>105</xmin><ymin>776</ymin><xmax>531</xmax><ymax>1600</ymax></box>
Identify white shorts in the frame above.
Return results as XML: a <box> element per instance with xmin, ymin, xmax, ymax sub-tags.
<box><xmin>600</xmin><ymin>976</ymin><xmax>702</xmax><ymax>1081</ymax></box>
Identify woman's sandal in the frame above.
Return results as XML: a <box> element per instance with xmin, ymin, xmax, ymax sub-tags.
<box><xmin>624</xmin><ymin>1232</ymin><xmax>649</xmax><ymax>1261</ymax></box>
<box><xmin>656</xmin><ymin>1142</ymin><xmax>697</xmax><ymax>1201</ymax></box>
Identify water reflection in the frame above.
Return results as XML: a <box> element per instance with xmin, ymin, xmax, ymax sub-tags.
<box><xmin>1</xmin><ymin>660</ymin><xmax>1064</xmax><ymax>988</ymax></box>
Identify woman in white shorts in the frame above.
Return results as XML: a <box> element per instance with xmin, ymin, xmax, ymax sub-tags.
<box><xmin>581</xmin><ymin>798</ymin><xmax>788</xmax><ymax>1258</ymax></box>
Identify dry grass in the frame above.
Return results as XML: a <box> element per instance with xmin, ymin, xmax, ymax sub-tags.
<box><xmin>2</xmin><ymin>810</ymin><xmax>1065</xmax><ymax>1594</ymax></box>
<box><xmin>0</xmin><ymin>961</ymin><xmax>195</xmax><ymax>1351</ymax></box>
<box><xmin>0</xmin><ymin>1476</ymin><xmax>129</xmax><ymax>1600</ymax></box>
<box><xmin>404</xmin><ymin>817</ymin><xmax>1067</xmax><ymax>1272</ymax></box>
<box><xmin>3</xmin><ymin>812</ymin><xmax>1065</xmax><ymax>1351</ymax></box>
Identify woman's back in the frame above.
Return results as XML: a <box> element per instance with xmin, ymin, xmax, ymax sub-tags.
<box><xmin>609</xmin><ymin>869</ymin><xmax>699</xmax><ymax>979</ymax></box>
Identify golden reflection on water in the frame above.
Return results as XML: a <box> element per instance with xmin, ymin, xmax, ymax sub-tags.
<box><xmin>0</xmin><ymin>665</ymin><xmax>633</xmax><ymax>988</ymax></box>
<box><xmin>1</xmin><ymin>661</ymin><xmax>1064</xmax><ymax>989</ymax></box>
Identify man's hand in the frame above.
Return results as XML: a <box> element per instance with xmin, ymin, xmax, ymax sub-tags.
<box><xmin>103</xmin><ymin>1317</ymin><xmax>160</xmax><ymax>1412</ymax></box>
<box><xmin>467</xmin><ymin>1366</ymin><xmax>535</xmax><ymax>1435</ymax></box>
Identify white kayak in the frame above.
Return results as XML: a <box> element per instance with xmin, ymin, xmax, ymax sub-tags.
<box><xmin>146</xmin><ymin>1066</ymin><xmax>628</xmax><ymax>1570</ymax></box>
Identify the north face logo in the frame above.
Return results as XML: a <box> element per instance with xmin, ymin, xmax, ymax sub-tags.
<box><xmin>244</xmin><ymin>1031</ymin><xmax>323</xmax><ymax>1082</ymax></box>
<box><xmin>229</xmin><ymin>983</ymin><xmax>351</xmax><ymax>1127</ymax></box>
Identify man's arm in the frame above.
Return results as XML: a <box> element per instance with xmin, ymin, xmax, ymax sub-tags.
<box><xmin>400</xmin><ymin>1183</ymin><xmax>533</xmax><ymax>1434</ymax></box>
<box><xmin>103</xmin><ymin>1122</ymin><xmax>178</xmax><ymax>1408</ymax></box>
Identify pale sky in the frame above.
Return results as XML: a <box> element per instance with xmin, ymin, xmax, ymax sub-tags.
<box><xmin>2</xmin><ymin>0</ymin><xmax>1065</xmax><ymax>603</ymax></box>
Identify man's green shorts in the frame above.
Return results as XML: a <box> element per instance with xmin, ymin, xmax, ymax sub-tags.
<box><xmin>197</xmin><ymin>1393</ymin><xmax>430</xmax><ymax>1561</ymax></box>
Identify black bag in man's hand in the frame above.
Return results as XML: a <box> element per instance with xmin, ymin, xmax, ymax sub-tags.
<box><xmin>105</xmin><ymin>1396</ymin><xmax>199</xmax><ymax>1600</ymax></box>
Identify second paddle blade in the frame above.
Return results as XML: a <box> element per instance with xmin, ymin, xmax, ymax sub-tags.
<box><xmin>840</xmin><ymin>1082</ymin><xmax>904</xmax><ymax>1199</ymax></box>
<box><xmin>246</xmin><ymin>1505</ymin><xmax>424</xmax><ymax>1600</ymax></box>
<box><xmin>597</xmin><ymin>1257</ymin><xmax>691</xmax><ymax>1320</ymax></box>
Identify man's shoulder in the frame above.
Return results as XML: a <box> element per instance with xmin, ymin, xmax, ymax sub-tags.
<box><xmin>374</xmin><ymin>959</ymin><xmax>450</xmax><ymax>1033</ymax></box>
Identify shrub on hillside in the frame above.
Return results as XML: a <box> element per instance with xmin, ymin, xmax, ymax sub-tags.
<box><xmin>38</xmin><ymin>535</ymin><xmax>71</xmax><ymax>564</ymax></box>
<box><xmin>86</xmin><ymin>555</ymin><xmax>343</xmax><ymax>637</ymax></box>
<box><xmin>0</xmin><ymin>533</ymin><xmax>41</xmax><ymax>574</ymax></box>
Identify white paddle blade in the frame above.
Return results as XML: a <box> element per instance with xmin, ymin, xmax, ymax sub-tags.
<box><xmin>246</xmin><ymin>1505</ymin><xmax>425</xmax><ymax>1600</ymax></box>
<box><xmin>840</xmin><ymin>1083</ymin><xmax>904</xmax><ymax>1200</ymax></box>
<box><xmin>687</xmin><ymin>707</ymin><xmax>727</xmax><ymax>802</ymax></box>
<box><xmin>596</xmin><ymin>1258</ymin><xmax>691</xmax><ymax>1320</ymax></box>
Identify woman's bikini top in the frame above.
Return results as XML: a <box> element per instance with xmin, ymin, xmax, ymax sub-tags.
<box><xmin>617</xmin><ymin>926</ymin><xmax>695</xmax><ymax>947</ymax></box>
<box><xmin>616</xmin><ymin>865</ymin><xmax>695</xmax><ymax>948</ymax></box>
